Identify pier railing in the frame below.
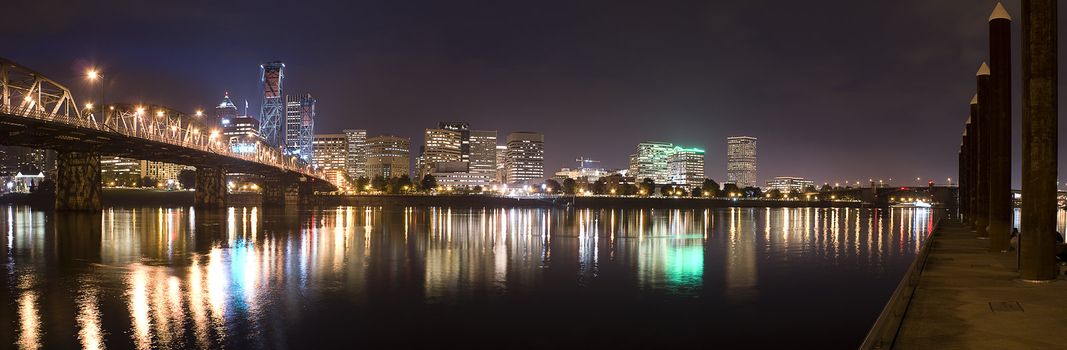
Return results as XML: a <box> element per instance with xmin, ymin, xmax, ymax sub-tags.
<box><xmin>859</xmin><ymin>216</ymin><xmax>943</xmax><ymax>349</ymax></box>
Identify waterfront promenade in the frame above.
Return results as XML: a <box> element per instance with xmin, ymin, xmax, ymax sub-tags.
<box><xmin>894</xmin><ymin>220</ymin><xmax>1067</xmax><ymax>349</ymax></box>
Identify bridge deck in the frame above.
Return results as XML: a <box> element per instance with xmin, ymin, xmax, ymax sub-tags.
<box><xmin>894</xmin><ymin>221</ymin><xmax>1067</xmax><ymax>349</ymax></box>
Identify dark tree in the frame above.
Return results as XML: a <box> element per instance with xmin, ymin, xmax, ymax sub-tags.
<box><xmin>742</xmin><ymin>186</ymin><xmax>762</xmax><ymax>198</ymax></box>
<box><xmin>142</xmin><ymin>177</ymin><xmax>159</xmax><ymax>188</ymax></box>
<box><xmin>592</xmin><ymin>179</ymin><xmax>607</xmax><ymax>195</ymax></box>
<box><xmin>788</xmin><ymin>190</ymin><xmax>801</xmax><ymax>199</ymax></box>
<box><xmin>660</xmin><ymin>184</ymin><xmax>674</xmax><ymax>196</ymax></box>
<box><xmin>178</xmin><ymin>169</ymin><xmax>196</xmax><ymax>189</ymax></box>
<box><xmin>342</xmin><ymin>171</ymin><xmax>355</xmax><ymax>189</ymax></box>
<box><xmin>701</xmin><ymin>178</ymin><xmax>720</xmax><ymax>197</ymax></box>
<box><xmin>562</xmin><ymin>178</ymin><xmax>577</xmax><ymax>195</ymax></box>
<box><xmin>690</xmin><ymin>187</ymin><xmax>701</xmax><ymax>197</ymax></box>
<box><xmin>803</xmin><ymin>185</ymin><xmax>818</xmax><ymax>193</ymax></box>
<box><xmin>640</xmin><ymin>178</ymin><xmax>655</xmax><ymax>196</ymax></box>
<box><xmin>31</xmin><ymin>179</ymin><xmax>54</xmax><ymax>194</ymax></box>
<box><xmin>767</xmin><ymin>189</ymin><xmax>782</xmax><ymax>198</ymax></box>
<box><xmin>544</xmin><ymin>179</ymin><xmax>562</xmax><ymax>194</ymax></box>
<box><xmin>395</xmin><ymin>175</ymin><xmax>413</xmax><ymax>193</ymax></box>
<box><xmin>472</xmin><ymin>185</ymin><xmax>483</xmax><ymax>193</ymax></box>
<box><xmin>420</xmin><ymin>174</ymin><xmax>436</xmax><ymax>191</ymax></box>
<box><xmin>722</xmin><ymin>183</ymin><xmax>741</xmax><ymax>197</ymax></box>
<box><xmin>371</xmin><ymin>175</ymin><xmax>387</xmax><ymax>191</ymax></box>
<box><xmin>355</xmin><ymin>176</ymin><xmax>370</xmax><ymax>192</ymax></box>
<box><xmin>820</xmin><ymin>184</ymin><xmax>833</xmax><ymax>193</ymax></box>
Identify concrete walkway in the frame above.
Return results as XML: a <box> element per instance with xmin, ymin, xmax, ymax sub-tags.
<box><xmin>895</xmin><ymin>220</ymin><xmax>1067</xmax><ymax>349</ymax></box>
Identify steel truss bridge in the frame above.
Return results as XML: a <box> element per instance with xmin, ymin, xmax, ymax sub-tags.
<box><xmin>0</xmin><ymin>57</ymin><xmax>335</xmax><ymax>210</ymax></box>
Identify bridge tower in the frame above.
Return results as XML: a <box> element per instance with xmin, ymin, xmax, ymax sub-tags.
<box><xmin>258</xmin><ymin>61</ymin><xmax>285</xmax><ymax>149</ymax></box>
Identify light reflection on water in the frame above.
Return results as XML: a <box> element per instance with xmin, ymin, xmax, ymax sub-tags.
<box><xmin>1</xmin><ymin>206</ymin><xmax>938</xmax><ymax>348</ymax></box>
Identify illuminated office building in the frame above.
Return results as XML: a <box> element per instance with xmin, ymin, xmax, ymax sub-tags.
<box><xmin>285</xmin><ymin>93</ymin><xmax>315</xmax><ymax>161</ymax></box>
<box><xmin>766</xmin><ymin>176</ymin><xmax>814</xmax><ymax>193</ymax></box>
<box><xmin>366</xmin><ymin>135</ymin><xmax>410</xmax><ymax>179</ymax></box>
<box><xmin>668</xmin><ymin>147</ymin><xmax>705</xmax><ymax>187</ymax></box>
<box><xmin>727</xmin><ymin>136</ymin><xmax>758</xmax><ymax>188</ymax></box>
<box><xmin>421</xmin><ymin>128</ymin><xmax>463</xmax><ymax>177</ymax></box>
<box><xmin>344</xmin><ymin>129</ymin><xmax>367</xmax><ymax>179</ymax></box>
<box><xmin>313</xmin><ymin>133</ymin><xmax>348</xmax><ymax>187</ymax></box>
<box><xmin>505</xmin><ymin>132</ymin><xmax>544</xmax><ymax>185</ymax></box>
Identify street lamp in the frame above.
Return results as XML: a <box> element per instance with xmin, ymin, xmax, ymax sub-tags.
<box><xmin>86</xmin><ymin>69</ymin><xmax>106</xmax><ymax>119</ymax></box>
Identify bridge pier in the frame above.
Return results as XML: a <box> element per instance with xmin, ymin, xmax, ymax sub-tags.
<box><xmin>194</xmin><ymin>166</ymin><xmax>227</xmax><ymax>208</ymax></box>
<box><xmin>55</xmin><ymin>151</ymin><xmax>102</xmax><ymax>211</ymax></box>
<box><xmin>263</xmin><ymin>178</ymin><xmax>311</xmax><ymax>207</ymax></box>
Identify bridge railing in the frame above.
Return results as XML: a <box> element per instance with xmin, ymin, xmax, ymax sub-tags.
<box><xmin>0</xmin><ymin>104</ymin><xmax>326</xmax><ymax>181</ymax></box>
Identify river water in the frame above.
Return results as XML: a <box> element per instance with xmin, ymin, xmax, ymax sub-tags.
<box><xmin>0</xmin><ymin>206</ymin><xmax>937</xmax><ymax>349</ymax></box>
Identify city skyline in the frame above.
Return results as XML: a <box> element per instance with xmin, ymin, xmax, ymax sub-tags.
<box><xmin>3</xmin><ymin>1</ymin><xmax>1060</xmax><ymax>348</ymax></box>
<box><xmin>4</xmin><ymin>0</ymin><xmax>1042</xmax><ymax>187</ymax></box>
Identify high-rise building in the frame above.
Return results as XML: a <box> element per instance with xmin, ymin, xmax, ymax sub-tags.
<box><xmin>668</xmin><ymin>147</ymin><xmax>705</xmax><ymax>187</ymax></box>
<box><xmin>629</xmin><ymin>141</ymin><xmax>675</xmax><ymax>184</ymax></box>
<box><xmin>285</xmin><ymin>93</ymin><xmax>315</xmax><ymax>161</ymax></box>
<box><xmin>421</xmin><ymin>128</ymin><xmax>463</xmax><ymax>177</ymax></box>
<box><xmin>140</xmin><ymin>161</ymin><xmax>189</xmax><ymax>188</ymax></box>
<box><xmin>505</xmin><ymin>132</ymin><xmax>544</xmax><ymax>185</ymax></box>
<box><xmin>0</xmin><ymin>146</ymin><xmax>49</xmax><ymax>177</ymax></box>
<box><xmin>223</xmin><ymin>115</ymin><xmax>263</xmax><ymax>154</ymax></box>
<box><xmin>258</xmin><ymin>61</ymin><xmax>285</xmax><ymax>148</ymax></box>
<box><xmin>495</xmin><ymin>145</ymin><xmax>508</xmax><ymax>184</ymax></box>
<box><xmin>366</xmin><ymin>135</ymin><xmax>410</xmax><ymax>179</ymax></box>
<box><xmin>343</xmin><ymin>129</ymin><xmax>367</xmax><ymax>179</ymax></box>
<box><xmin>727</xmin><ymin>136</ymin><xmax>758</xmax><ymax>188</ymax></box>
<box><xmin>766</xmin><ymin>176</ymin><xmax>814</xmax><ymax>193</ymax></box>
<box><xmin>213</xmin><ymin>92</ymin><xmax>238</xmax><ymax>129</ymax></box>
<box><xmin>469</xmin><ymin>130</ymin><xmax>497</xmax><ymax>178</ymax></box>
<box><xmin>439</xmin><ymin>122</ymin><xmax>471</xmax><ymax>162</ymax></box>
<box><xmin>101</xmin><ymin>156</ymin><xmax>141</xmax><ymax>186</ymax></box>
<box><xmin>313</xmin><ymin>133</ymin><xmax>348</xmax><ymax>187</ymax></box>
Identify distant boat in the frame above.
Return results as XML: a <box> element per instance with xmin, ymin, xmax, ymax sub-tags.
<box><xmin>891</xmin><ymin>200</ymin><xmax>932</xmax><ymax>208</ymax></box>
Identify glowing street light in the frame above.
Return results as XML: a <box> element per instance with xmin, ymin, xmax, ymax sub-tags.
<box><xmin>86</xmin><ymin>69</ymin><xmax>99</xmax><ymax>81</ymax></box>
<box><xmin>195</xmin><ymin>110</ymin><xmax>203</xmax><ymax>117</ymax></box>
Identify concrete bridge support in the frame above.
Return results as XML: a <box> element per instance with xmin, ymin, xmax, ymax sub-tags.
<box><xmin>263</xmin><ymin>178</ymin><xmax>312</xmax><ymax>207</ymax></box>
<box><xmin>194</xmin><ymin>166</ymin><xmax>227</xmax><ymax>208</ymax></box>
<box><xmin>55</xmin><ymin>151</ymin><xmax>102</xmax><ymax>211</ymax></box>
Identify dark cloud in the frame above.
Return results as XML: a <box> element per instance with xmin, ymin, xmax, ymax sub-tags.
<box><xmin>3</xmin><ymin>0</ymin><xmax>1059</xmax><ymax>187</ymax></box>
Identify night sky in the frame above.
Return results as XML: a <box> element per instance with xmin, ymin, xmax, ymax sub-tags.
<box><xmin>5</xmin><ymin>0</ymin><xmax>1065</xmax><ymax>188</ymax></box>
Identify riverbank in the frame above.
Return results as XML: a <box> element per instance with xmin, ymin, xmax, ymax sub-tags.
<box><xmin>1</xmin><ymin>190</ymin><xmax>872</xmax><ymax>209</ymax></box>
<box><xmin>0</xmin><ymin>189</ymin><xmax>262</xmax><ymax>208</ymax></box>
<box><xmin>317</xmin><ymin>194</ymin><xmax>870</xmax><ymax>209</ymax></box>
